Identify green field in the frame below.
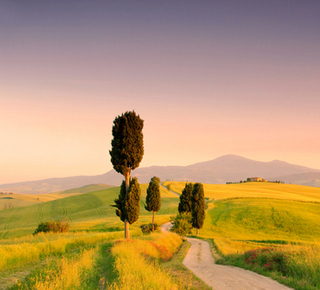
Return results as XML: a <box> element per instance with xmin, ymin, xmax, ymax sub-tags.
<box><xmin>0</xmin><ymin>184</ymin><xmax>114</xmax><ymax>211</ymax></box>
<box><xmin>0</xmin><ymin>184</ymin><xmax>179</xmax><ymax>239</ymax></box>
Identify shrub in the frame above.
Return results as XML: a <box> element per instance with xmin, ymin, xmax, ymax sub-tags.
<box><xmin>140</xmin><ymin>223</ymin><xmax>158</xmax><ymax>233</ymax></box>
<box><xmin>33</xmin><ymin>221</ymin><xmax>69</xmax><ymax>235</ymax></box>
<box><xmin>244</xmin><ymin>248</ymin><xmax>288</xmax><ymax>275</ymax></box>
<box><xmin>170</xmin><ymin>213</ymin><xmax>193</xmax><ymax>236</ymax></box>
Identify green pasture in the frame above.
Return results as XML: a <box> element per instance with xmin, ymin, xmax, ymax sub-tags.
<box><xmin>57</xmin><ymin>184</ymin><xmax>113</xmax><ymax>195</ymax></box>
<box><xmin>200</xmin><ymin>198</ymin><xmax>320</xmax><ymax>243</ymax></box>
<box><xmin>0</xmin><ymin>184</ymin><xmax>179</xmax><ymax>239</ymax></box>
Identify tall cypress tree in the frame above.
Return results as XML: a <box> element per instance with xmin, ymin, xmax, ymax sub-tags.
<box><xmin>110</xmin><ymin>111</ymin><xmax>144</xmax><ymax>239</ymax></box>
<box><xmin>191</xmin><ymin>183</ymin><xmax>205</xmax><ymax>235</ymax></box>
<box><xmin>145</xmin><ymin>176</ymin><xmax>161</xmax><ymax>230</ymax></box>
<box><xmin>178</xmin><ymin>183</ymin><xmax>193</xmax><ymax>214</ymax></box>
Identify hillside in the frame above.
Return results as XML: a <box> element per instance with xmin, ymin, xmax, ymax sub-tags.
<box><xmin>1</xmin><ymin>155</ymin><xmax>319</xmax><ymax>194</ymax></box>
<box><xmin>0</xmin><ymin>184</ymin><xmax>179</xmax><ymax>239</ymax></box>
<box><xmin>0</xmin><ymin>184</ymin><xmax>114</xmax><ymax>210</ymax></box>
<box><xmin>164</xmin><ymin>181</ymin><xmax>320</xmax><ymax>202</ymax></box>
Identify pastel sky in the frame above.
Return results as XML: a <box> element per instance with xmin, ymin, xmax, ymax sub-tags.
<box><xmin>1</xmin><ymin>1</ymin><xmax>320</xmax><ymax>184</ymax></box>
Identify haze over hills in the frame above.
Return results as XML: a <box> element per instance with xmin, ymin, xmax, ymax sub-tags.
<box><xmin>1</xmin><ymin>155</ymin><xmax>320</xmax><ymax>194</ymax></box>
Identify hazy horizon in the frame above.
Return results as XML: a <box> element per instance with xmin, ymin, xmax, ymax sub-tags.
<box><xmin>1</xmin><ymin>1</ymin><xmax>320</xmax><ymax>184</ymax></box>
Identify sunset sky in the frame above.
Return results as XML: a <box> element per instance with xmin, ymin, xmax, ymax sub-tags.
<box><xmin>1</xmin><ymin>1</ymin><xmax>320</xmax><ymax>184</ymax></box>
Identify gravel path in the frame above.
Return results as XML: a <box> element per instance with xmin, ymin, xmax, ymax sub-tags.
<box><xmin>161</xmin><ymin>223</ymin><xmax>293</xmax><ymax>290</ymax></box>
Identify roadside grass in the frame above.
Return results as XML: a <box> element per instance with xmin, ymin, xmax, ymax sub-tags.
<box><xmin>216</xmin><ymin>243</ymin><xmax>320</xmax><ymax>290</ymax></box>
<box><xmin>106</xmin><ymin>232</ymin><xmax>185</xmax><ymax>290</ymax></box>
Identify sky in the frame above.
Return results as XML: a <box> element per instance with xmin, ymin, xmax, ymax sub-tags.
<box><xmin>1</xmin><ymin>0</ymin><xmax>320</xmax><ymax>184</ymax></box>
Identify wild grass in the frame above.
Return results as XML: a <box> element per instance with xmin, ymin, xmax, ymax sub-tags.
<box><xmin>0</xmin><ymin>230</ymin><xmax>142</xmax><ymax>272</ymax></box>
<box><xmin>217</xmin><ymin>243</ymin><xmax>320</xmax><ymax>290</ymax></box>
<box><xmin>9</xmin><ymin>248</ymin><xmax>99</xmax><ymax>290</ymax></box>
<box><xmin>107</xmin><ymin>232</ymin><xmax>185</xmax><ymax>290</ymax></box>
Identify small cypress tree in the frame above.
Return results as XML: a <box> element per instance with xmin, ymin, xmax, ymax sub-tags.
<box><xmin>109</xmin><ymin>111</ymin><xmax>144</xmax><ymax>239</ymax></box>
<box><xmin>145</xmin><ymin>176</ymin><xmax>161</xmax><ymax>231</ymax></box>
<box><xmin>191</xmin><ymin>183</ymin><xmax>205</xmax><ymax>235</ymax></box>
<box><xmin>113</xmin><ymin>177</ymin><xmax>141</xmax><ymax>225</ymax></box>
<box><xmin>178</xmin><ymin>183</ymin><xmax>193</xmax><ymax>214</ymax></box>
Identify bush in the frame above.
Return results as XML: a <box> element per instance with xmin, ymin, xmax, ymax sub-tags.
<box><xmin>140</xmin><ymin>223</ymin><xmax>158</xmax><ymax>233</ymax></box>
<box><xmin>170</xmin><ymin>213</ymin><xmax>193</xmax><ymax>236</ymax></box>
<box><xmin>33</xmin><ymin>221</ymin><xmax>69</xmax><ymax>235</ymax></box>
<box><xmin>244</xmin><ymin>248</ymin><xmax>288</xmax><ymax>275</ymax></box>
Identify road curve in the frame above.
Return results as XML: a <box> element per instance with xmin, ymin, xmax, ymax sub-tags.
<box><xmin>162</xmin><ymin>223</ymin><xmax>293</xmax><ymax>290</ymax></box>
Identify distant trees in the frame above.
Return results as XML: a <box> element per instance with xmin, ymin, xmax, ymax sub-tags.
<box><xmin>191</xmin><ymin>183</ymin><xmax>205</xmax><ymax>235</ymax></box>
<box><xmin>178</xmin><ymin>183</ymin><xmax>193</xmax><ymax>214</ymax></box>
<box><xmin>110</xmin><ymin>111</ymin><xmax>144</xmax><ymax>239</ymax></box>
<box><xmin>145</xmin><ymin>176</ymin><xmax>161</xmax><ymax>231</ymax></box>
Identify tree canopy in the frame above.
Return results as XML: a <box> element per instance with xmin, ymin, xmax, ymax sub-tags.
<box><xmin>112</xmin><ymin>177</ymin><xmax>141</xmax><ymax>225</ymax></box>
<box><xmin>145</xmin><ymin>176</ymin><xmax>161</xmax><ymax>230</ymax></box>
<box><xmin>145</xmin><ymin>176</ymin><xmax>161</xmax><ymax>212</ymax></box>
<box><xmin>109</xmin><ymin>111</ymin><xmax>144</xmax><ymax>177</ymax></box>
<box><xmin>191</xmin><ymin>183</ymin><xmax>205</xmax><ymax>234</ymax></box>
<box><xmin>178</xmin><ymin>183</ymin><xmax>193</xmax><ymax>214</ymax></box>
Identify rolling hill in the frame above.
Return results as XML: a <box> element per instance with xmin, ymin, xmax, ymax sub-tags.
<box><xmin>1</xmin><ymin>155</ymin><xmax>319</xmax><ymax>194</ymax></box>
<box><xmin>0</xmin><ymin>184</ymin><xmax>179</xmax><ymax>239</ymax></box>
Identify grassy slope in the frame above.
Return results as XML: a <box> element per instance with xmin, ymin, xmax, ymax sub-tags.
<box><xmin>57</xmin><ymin>184</ymin><xmax>113</xmax><ymax>194</ymax></box>
<box><xmin>0</xmin><ymin>184</ymin><xmax>179</xmax><ymax>239</ymax></box>
<box><xmin>0</xmin><ymin>184</ymin><xmax>114</xmax><ymax>210</ymax></box>
<box><xmin>164</xmin><ymin>181</ymin><xmax>320</xmax><ymax>202</ymax></box>
<box><xmin>201</xmin><ymin>199</ymin><xmax>320</xmax><ymax>242</ymax></box>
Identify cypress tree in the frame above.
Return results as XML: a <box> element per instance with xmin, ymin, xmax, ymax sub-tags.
<box><xmin>113</xmin><ymin>178</ymin><xmax>141</xmax><ymax>225</ymax></box>
<box><xmin>191</xmin><ymin>183</ymin><xmax>205</xmax><ymax>235</ymax></box>
<box><xmin>109</xmin><ymin>111</ymin><xmax>144</xmax><ymax>239</ymax></box>
<box><xmin>178</xmin><ymin>183</ymin><xmax>193</xmax><ymax>214</ymax></box>
<box><xmin>145</xmin><ymin>176</ymin><xmax>161</xmax><ymax>230</ymax></box>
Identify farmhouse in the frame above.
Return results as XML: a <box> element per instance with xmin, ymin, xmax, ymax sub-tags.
<box><xmin>247</xmin><ymin>177</ymin><xmax>267</xmax><ymax>182</ymax></box>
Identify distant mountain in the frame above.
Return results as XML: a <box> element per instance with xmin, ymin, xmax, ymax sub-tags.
<box><xmin>271</xmin><ymin>172</ymin><xmax>320</xmax><ymax>187</ymax></box>
<box><xmin>1</xmin><ymin>155</ymin><xmax>319</xmax><ymax>194</ymax></box>
<box><xmin>133</xmin><ymin>155</ymin><xmax>320</xmax><ymax>184</ymax></box>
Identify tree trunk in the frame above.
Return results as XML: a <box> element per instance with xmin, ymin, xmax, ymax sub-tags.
<box><xmin>152</xmin><ymin>211</ymin><xmax>155</xmax><ymax>231</ymax></box>
<box><xmin>196</xmin><ymin>228</ymin><xmax>199</xmax><ymax>235</ymax></box>
<box><xmin>124</xmin><ymin>170</ymin><xmax>131</xmax><ymax>239</ymax></box>
<box><xmin>125</xmin><ymin>170</ymin><xmax>130</xmax><ymax>192</ymax></box>
<box><xmin>124</xmin><ymin>218</ymin><xmax>130</xmax><ymax>239</ymax></box>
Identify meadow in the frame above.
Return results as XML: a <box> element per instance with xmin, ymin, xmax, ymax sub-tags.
<box><xmin>1</xmin><ymin>181</ymin><xmax>320</xmax><ymax>289</ymax></box>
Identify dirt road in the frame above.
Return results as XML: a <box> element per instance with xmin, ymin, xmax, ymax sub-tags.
<box><xmin>161</xmin><ymin>223</ymin><xmax>293</xmax><ymax>290</ymax></box>
<box><xmin>183</xmin><ymin>238</ymin><xmax>293</xmax><ymax>290</ymax></box>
